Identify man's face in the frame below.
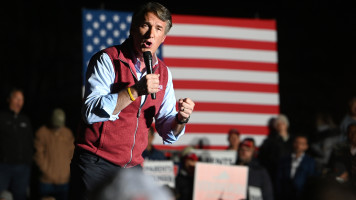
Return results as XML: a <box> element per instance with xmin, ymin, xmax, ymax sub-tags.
<box><xmin>131</xmin><ymin>12</ymin><xmax>167</xmax><ymax>56</ymax></box>
<box><xmin>8</xmin><ymin>91</ymin><xmax>24</xmax><ymax>114</ymax></box>
<box><xmin>238</xmin><ymin>146</ymin><xmax>254</xmax><ymax>164</ymax></box>
<box><xmin>293</xmin><ymin>137</ymin><xmax>308</xmax><ymax>154</ymax></box>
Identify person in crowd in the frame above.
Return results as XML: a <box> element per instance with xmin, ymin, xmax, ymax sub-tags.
<box><xmin>69</xmin><ymin>2</ymin><xmax>195</xmax><ymax>199</ymax></box>
<box><xmin>0</xmin><ymin>88</ymin><xmax>33</xmax><ymax>200</ymax></box>
<box><xmin>33</xmin><ymin>108</ymin><xmax>75</xmax><ymax>200</ymax></box>
<box><xmin>226</xmin><ymin>128</ymin><xmax>240</xmax><ymax>162</ymax></box>
<box><xmin>236</xmin><ymin>138</ymin><xmax>274</xmax><ymax>200</ymax></box>
<box><xmin>89</xmin><ymin>169</ymin><xmax>173</xmax><ymax>200</ymax></box>
<box><xmin>340</xmin><ymin>97</ymin><xmax>356</xmax><ymax>142</ymax></box>
<box><xmin>309</xmin><ymin>111</ymin><xmax>340</xmax><ymax>174</ymax></box>
<box><xmin>275</xmin><ymin>134</ymin><xmax>317</xmax><ymax>200</ymax></box>
<box><xmin>142</xmin><ymin>126</ymin><xmax>167</xmax><ymax>160</ymax></box>
<box><xmin>258</xmin><ymin>114</ymin><xmax>294</xmax><ymax>184</ymax></box>
<box><xmin>175</xmin><ymin>146</ymin><xmax>199</xmax><ymax>200</ymax></box>
<box><xmin>226</xmin><ymin>128</ymin><xmax>241</xmax><ymax>151</ymax></box>
<box><xmin>327</xmin><ymin>122</ymin><xmax>356</xmax><ymax>188</ymax></box>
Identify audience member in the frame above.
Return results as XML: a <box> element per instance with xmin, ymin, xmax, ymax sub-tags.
<box><xmin>309</xmin><ymin>111</ymin><xmax>340</xmax><ymax>173</ymax></box>
<box><xmin>340</xmin><ymin>97</ymin><xmax>356</xmax><ymax>141</ymax></box>
<box><xmin>275</xmin><ymin>134</ymin><xmax>317</xmax><ymax>200</ymax></box>
<box><xmin>327</xmin><ymin>122</ymin><xmax>356</xmax><ymax>188</ymax></box>
<box><xmin>175</xmin><ymin>146</ymin><xmax>199</xmax><ymax>200</ymax></box>
<box><xmin>226</xmin><ymin>128</ymin><xmax>241</xmax><ymax>151</ymax></box>
<box><xmin>236</xmin><ymin>138</ymin><xmax>274</xmax><ymax>200</ymax></box>
<box><xmin>142</xmin><ymin>126</ymin><xmax>167</xmax><ymax>160</ymax></box>
<box><xmin>33</xmin><ymin>108</ymin><xmax>75</xmax><ymax>200</ymax></box>
<box><xmin>0</xmin><ymin>88</ymin><xmax>34</xmax><ymax>200</ymax></box>
<box><xmin>258</xmin><ymin>114</ymin><xmax>294</xmax><ymax>184</ymax></box>
<box><xmin>89</xmin><ymin>168</ymin><xmax>173</xmax><ymax>200</ymax></box>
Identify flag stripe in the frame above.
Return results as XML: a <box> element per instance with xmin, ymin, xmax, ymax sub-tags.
<box><xmin>172</xmin><ymin>14</ymin><xmax>276</xmax><ymax>30</ymax></box>
<box><xmin>175</xmin><ymin>90</ymin><xmax>279</xmax><ymax>105</ymax></box>
<box><xmin>163</xmin><ymin>45</ymin><xmax>278</xmax><ymax>63</ymax></box>
<box><xmin>173</xmin><ymin>80</ymin><xmax>278</xmax><ymax>93</ymax></box>
<box><xmin>193</xmin><ymin>102</ymin><xmax>279</xmax><ymax>114</ymax></box>
<box><xmin>164</xmin><ymin>36</ymin><xmax>277</xmax><ymax>51</ymax></box>
<box><xmin>169</xmin><ymin>24</ymin><xmax>277</xmax><ymax>42</ymax></box>
<box><xmin>153</xmin><ymin>133</ymin><xmax>267</xmax><ymax>149</ymax></box>
<box><xmin>170</xmin><ymin>68</ymin><xmax>278</xmax><ymax>84</ymax></box>
<box><xmin>165</xmin><ymin>58</ymin><xmax>278</xmax><ymax>72</ymax></box>
<box><xmin>185</xmin><ymin>124</ymin><xmax>269</xmax><ymax>134</ymax></box>
<box><xmin>190</xmin><ymin>111</ymin><xmax>275</xmax><ymax>126</ymax></box>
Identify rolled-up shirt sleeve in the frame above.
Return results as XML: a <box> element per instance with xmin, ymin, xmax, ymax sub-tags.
<box><xmin>155</xmin><ymin>67</ymin><xmax>185</xmax><ymax>144</ymax></box>
<box><xmin>82</xmin><ymin>52</ymin><xmax>119</xmax><ymax>124</ymax></box>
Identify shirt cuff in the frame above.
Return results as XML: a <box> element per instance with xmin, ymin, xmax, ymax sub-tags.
<box><xmin>101</xmin><ymin>93</ymin><xmax>120</xmax><ymax>121</ymax></box>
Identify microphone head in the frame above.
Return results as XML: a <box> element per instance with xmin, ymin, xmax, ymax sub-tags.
<box><xmin>143</xmin><ymin>51</ymin><xmax>152</xmax><ymax>60</ymax></box>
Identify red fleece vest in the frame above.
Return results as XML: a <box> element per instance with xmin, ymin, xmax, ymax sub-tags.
<box><xmin>76</xmin><ymin>41</ymin><xmax>168</xmax><ymax>167</ymax></box>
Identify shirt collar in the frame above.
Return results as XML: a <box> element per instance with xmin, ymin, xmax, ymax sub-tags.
<box><xmin>292</xmin><ymin>153</ymin><xmax>305</xmax><ymax>161</ymax></box>
<box><xmin>130</xmin><ymin>49</ymin><xmax>159</xmax><ymax>73</ymax></box>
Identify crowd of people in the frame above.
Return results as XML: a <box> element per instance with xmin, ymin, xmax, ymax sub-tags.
<box><xmin>1</xmin><ymin>92</ymin><xmax>356</xmax><ymax>200</ymax></box>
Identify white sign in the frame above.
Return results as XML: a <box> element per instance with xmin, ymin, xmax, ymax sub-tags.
<box><xmin>143</xmin><ymin>160</ymin><xmax>175</xmax><ymax>188</ymax></box>
<box><xmin>193</xmin><ymin>149</ymin><xmax>237</xmax><ymax>165</ymax></box>
<box><xmin>193</xmin><ymin>162</ymin><xmax>248</xmax><ymax>200</ymax></box>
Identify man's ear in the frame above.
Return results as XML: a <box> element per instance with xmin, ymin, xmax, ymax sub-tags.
<box><xmin>161</xmin><ymin>35</ymin><xmax>166</xmax><ymax>43</ymax></box>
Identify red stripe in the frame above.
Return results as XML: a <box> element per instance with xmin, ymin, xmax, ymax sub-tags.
<box><xmin>192</xmin><ymin>102</ymin><xmax>279</xmax><ymax>114</ymax></box>
<box><xmin>172</xmin><ymin>14</ymin><xmax>276</xmax><ymax>30</ymax></box>
<box><xmin>165</xmin><ymin>36</ymin><xmax>277</xmax><ymax>51</ymax></box>
<box><xmin>164</xmin><ymin>58</ymin><xmax>278</xmax><ymax>72</ymax></box>
<box><xmin>185</xmin><ymin>124</ymin><xmax>269</xmax><ymax>135</ymax></box>
<box><xmin>173</xmin><ymin>80</ymin><xmax>278</xmax><ymax>93</ymax></box>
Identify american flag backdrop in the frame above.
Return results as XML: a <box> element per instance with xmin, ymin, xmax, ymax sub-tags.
<box><xmin>82</xmin><ymin>9</ymin><xmax>279</xmax><ymax>150</ymax></box>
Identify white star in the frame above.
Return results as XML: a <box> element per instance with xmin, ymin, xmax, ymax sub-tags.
<box><xmin>86</xmin><ymin>29</ymin><xmax>93</xmax><ymax>36</ymax></box>
<box><xmin>100</xmin><ymin>29</ymin><xmax>106</xmax><ymax>37</ymax></box>
<box><xmin>120</xmin><ymin>22</ymin><xmax>127</xmax><ymax>30</ymax></box>
<box><xmin>93</xmin><ymin>37</ymin><xmax>100</xmax><ymax>45</ymax></box>
<box><xmin>113</xmin><ymin>15</ymin><xmax>120</xmax><ymax>22</ymax></box>
<box><xmin>99</xmin><ymin>14</ymin><xmax>106</xmax><ymax>22</ymax></box>
<box><xmin>106</xmin><ymin>22</ymin><xmax>113</xmax><ymax>30</ymax></box>
<box><xmin>107</xmin><ymin>38</ymin><xmax>113</xmax><ymax>45</ymax></box>
<box><xmin>93</xmin><ymin>21</ymin><xmax>99</xmax><ymax>29</ymax></box>
<box><xmin>86</xmin><ymin>13</ymin><xmax>92</xmax><ymax>21</ymax></box>
<box><xmin>113</xmin><ymin>30</ymin><xmax>120</xmax><ymax>37</ymax></box>
<box><xmin>86</xmin><ymin>45</ymin><xmax>93</xmax><ymax>52</ymax></box>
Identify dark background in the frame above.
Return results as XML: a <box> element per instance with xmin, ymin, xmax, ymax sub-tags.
<box><xmin>1</xmin><ymin>0</ymin><xmax>356</xmax><ymax>137</ymax></box>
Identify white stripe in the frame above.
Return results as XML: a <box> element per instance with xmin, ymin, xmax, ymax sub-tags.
<box><xmin>153</xmin><ymin>133</ymin><xmax>267</xmax><ymax>147</ymax></box>
<box><xmin>163</xmin><ymin>45</ymin><xmax>277</xmax><ymax>63</ymax></box>
<box><xmin>169</xmin><ymin>24</ymin><xmax>277</xmax><ymax>42</ymax></box>
<box><xmin>175</xmin><ymin>89</ymin><xmax>279</xmax><ymax>105</ymax></box>
<box><xmin>189</xmin><ymin>112</ymin><xmax>277</xmax><ymax>126</ymax></box>
<box><xmin>170</xmin><ymin>67</ymin><xmax>278</xmax><ymax>84</ymax></box>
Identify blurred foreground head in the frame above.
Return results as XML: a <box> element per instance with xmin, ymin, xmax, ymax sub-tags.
<box><xmin>89</xmin><ymin>169</ymin><xmax>173</xmax><ymax>200</ymax></box>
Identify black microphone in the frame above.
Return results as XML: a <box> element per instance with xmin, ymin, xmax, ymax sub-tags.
<box><xmin>143</xmin><ymin>51</ymin><xmax>156</xmax><ymax>100</ymax></box>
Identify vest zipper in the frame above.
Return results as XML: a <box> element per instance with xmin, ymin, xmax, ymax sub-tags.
<box><xmin>123</xmin><ymin>107</ymin><xmax>141</xmax><ymax>168</ymax></box>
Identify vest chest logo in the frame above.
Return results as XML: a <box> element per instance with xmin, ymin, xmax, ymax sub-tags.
<box><xmin>158</xmin><ymin>85</ymin><xmax>163</xmax><ymax>91</ymax></box>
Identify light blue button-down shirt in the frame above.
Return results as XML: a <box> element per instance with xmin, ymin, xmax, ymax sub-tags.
<box><xmin>81</xmin><ymin>52</ymin><xmax>184</xmax><ymax>144</ymax></box>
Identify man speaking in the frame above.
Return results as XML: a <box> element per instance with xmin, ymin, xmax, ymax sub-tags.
<box><xmin>69</xmin><ymin>2</ymin><xmax>195</xmax><ymax>199</ymax></box>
